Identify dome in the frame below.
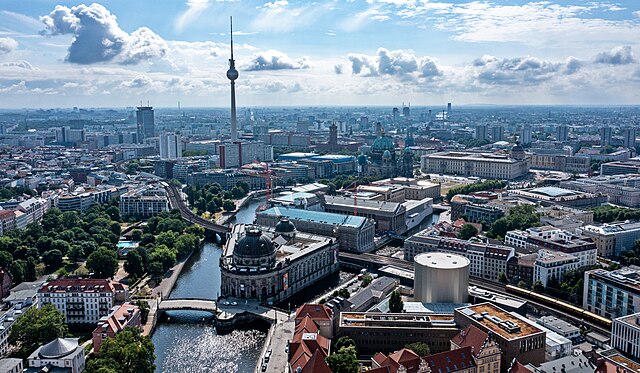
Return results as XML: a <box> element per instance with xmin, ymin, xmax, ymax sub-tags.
<box><xmin>511</xmin><ymin>143</ymin><xmax>524</xmax><ymax>152</ymax></box>
<box><xmin>38</xmin><ymin>338</ymin><xmax>79</xmax><ymax>359</ymax></box>
<box><xmin>357</xmin><ymin>153</ymin><xmax>368</xmax><ymax>166</ymax></box>
<box><xmin>275</xmin><ymin>218</ymin><xmax>296</xmax><ymax>234</ymax></box>
<box><xmin>372</xmin><ymin>135</ymin><xmax>394</xmax><ymax>152</ymax></box>
<box><xmin>383</xmin><ymin>149</ymin><xmax>392</xmax><ymax>160</ymax></box>
<box><xmin>404</xmin><ymin>147</ymin><xmax>412</xmax><ymax>154</ymax></box>
<box><xmin>234</xmin><ymin>226</ymin><xmax>275</xmax><ymax>258</ymax></box>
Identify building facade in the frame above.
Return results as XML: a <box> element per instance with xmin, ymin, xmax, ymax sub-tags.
<box><xmin>583</xmin><ymin>266</ymin><xmax>640</xmax><ymax>318</ymax></box>
<box><xmin>611</xmin><ymin>312</ymin><xmax>640</xmax><ymax>359</ymax></box>
<box><xmin>421</xmin><ymin>151</ymin><xmax>528</xmax><ymax>180</ymax></box>
<box><xmin>119</xmin><ymin>185</ymin><xmax>169</xmax><ymax>217</ymax></box>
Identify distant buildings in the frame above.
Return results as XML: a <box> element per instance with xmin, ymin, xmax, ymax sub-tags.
<box><xmin>475</xmin><ymin>125</ymin><xmax>488</xmax><ymax>141</ymax></box>
<box><xmin>580</xmin><ymin>221</ymin><xmax>640</xmax><ymax>257</ymax></box>
<box><xmin>611</xmin><ymin>311</ymin><xmax>640</xmax><ymax>358</ymax></box>
<box><xmin>556</xmin><ymin>125</ymin><xmax>568</xmax><ymax>142</ymax></box>
<box><xmin>421</xmin><ymin>150</ymin><xmax>529</xmax><ymax>180</ymax></box>
<box><xmin>583</xmin><ymin>266</ymin><xmax>640</xmax><ymax>318</ymax></box>
<box><xmin>37</xmin><ymin>279</ymin><xmax>129</xmax><ymax>324</ymax></box>
<box><xmin>492</xmin><ymin>125</ymin><xmax>504</xmax><ymax>142</ymax></box>
<box><xmin>560</xmin><ymin>175</ymin><xmax>640</xmax><ymax>207</ymax></box>
<box><xmin>509</xmin><ymin>186</ymin><xmax>607</xmax><ymax>208</ymax></box>
<box><xmin>600</xmin><ymin>159</ymin><xmax>640</xmax><ymax>175</ymax></box>
<box><xmin>323</xmin><ymin>195</ymin><xmax>407</xmax><ymax>234</ymax></box>
<box><xmin>623</xmin><ymin>127</ymin><xmax>637</xmax><ymax>149</ymax></box>
<box><xmin>521</xmin><ymin>124</ymin><xmax>532</xmax><ymax>145</ymax></box>
<box><xmin>600</xmin><ymin>126</ymin><xmax>612</xmax><ymax>146</ymax></box>
<box><xmin>119</xmin><ymin>185</ymin><xmax>169</xmax><ymax>217</ymax></box>
<box><xmin>159</xmin><ymin>132</ymin><xmax>182</xmax><ymax>160</ymax></box>
<box><xmin>136</xmin><ymin>106</ymin><xmax>155</xmax><ymax>143</ymax></box>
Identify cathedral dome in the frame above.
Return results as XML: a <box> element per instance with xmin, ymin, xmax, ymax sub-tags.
<box><xmin>234</xmin><ymin>226</ymin><xmax>275</xmax><ymax>258</ymax></box>
<box><xmin>275</xmin><ymin>218</ymin><xmax>296</xmax><ymax>234</ymax></box>
<box><xmin>383</xmin><ymin>149</ymin><xmax>392</xmax><ymax>160</ymax></box>
<box><xmin>357</xmin><ymin>153</ymin><xmax>368</xmax><ymax>166</ymax></box>
<box><xmin>372</xmin><ymin>136</ymin><xmax>394</xmax><ymax>152</ymax></box>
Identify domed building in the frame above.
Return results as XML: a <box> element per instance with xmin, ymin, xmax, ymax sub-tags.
<box><xmin>368</xmin><ymin>128</ymin><xmax>398</xmax><ymax>177</ymax></box>
<box><xmin>510</xmin><ymin>142</ymin><xmax>526</xmax><ymax>161</ymax></box>
<box><xmin>28</xmin><ymin>338</ymin><xmax>85</xmax><ymax>373</ymax></box>
<box><xmin>220</xmin><ymin>221</ymin><xmax>339</xmax><ymax>302</ymax></box>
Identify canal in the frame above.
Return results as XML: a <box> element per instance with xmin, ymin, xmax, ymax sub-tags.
<box><xmin>151</xmin><ymin>198</ymin><xmax>268</xmax><ymax>373</ymax></box>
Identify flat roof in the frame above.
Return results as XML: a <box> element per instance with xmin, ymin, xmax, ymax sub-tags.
<box><xmin>259</xmin><ymin>206</ymin><xmax>367</xmax><ymax>228</ymax></box>
<box><xmin>457</xmin><ymin>303</ymin><xmax>543</xmax><ymax>340</ymax></box>
<box><xmin>415</xmin><ymin>252</ymin><xmax>470</xmax><ymax>269</ymax></box>
<box><xmin>530</xmin><ymin>186</ymin><xmax>577</xmax><ymax>197</ymax></box>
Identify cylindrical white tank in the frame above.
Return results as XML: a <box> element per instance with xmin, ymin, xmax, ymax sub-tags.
<box><xmin>414</xmin><ymin>252</ymin><xmax>470</xmax><ymax>303</ymax></box>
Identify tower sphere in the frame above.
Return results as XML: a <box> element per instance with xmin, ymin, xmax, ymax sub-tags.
<box><xmin>227</xmin><ymin>68</ymin><xmax>239</xmax><ymax>81</ymax></box>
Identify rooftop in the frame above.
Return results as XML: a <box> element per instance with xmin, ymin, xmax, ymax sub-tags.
<box><xmin>456</xmin><ymin>303</ymin><xmax>544</xmax><ymax>340</ymax></box>
<box><xmin>415</xmin><ymin>252</ymin><xmax>470</xmax><ymax>269</ymax></box>
<box><xmin>529</xmin><ymin>186</ymin><xmax>578</xmax><ymax>198</ymax></box>
<box><xmin>259</xmin><ymin>206</ymin><xmax>367</xmax><ymax>228</ymax></box>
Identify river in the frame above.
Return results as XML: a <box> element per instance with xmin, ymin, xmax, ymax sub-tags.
<box><xmin>151</xmin><ymin>198</ymin><xmax>268</xmax><ymax>373</ymax></box>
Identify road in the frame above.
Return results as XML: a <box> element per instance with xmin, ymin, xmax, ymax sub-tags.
<box><xmin>164</xmin><ymin>184</ymin><xmax>231</xmax><ymax>234</ymax></box>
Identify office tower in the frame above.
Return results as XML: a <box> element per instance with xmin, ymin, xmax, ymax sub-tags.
<box><xmin>428</xmin><ymin>110</ymin><xmax>432</xmax><ymax>122</ymax></box>
<box><xmin>600</xmin><ymin>126</ymin><xmax>612</xmax><ymax>146</ymax></box>
<box><xmin>623</xmin><ymin>127</ymin><xmax>636</xmax><ymax>149</ymax></box>
<box><xmin>360</xmin><ymin>116</ymin><xmax>369</xmax><ymax>130</ymax></box>
<box><xmin>521</xmin><ymin>124</ymin><xmax>532</xmax><ymax>145</ymax></box>
<box><xmin>492</xmin><ymin>125</ymin><xmax>504</xmax><ymax>142</ymax></box>
<box><xmin>447</xmin><ymin>102</ymin><xmax>452</xmax><ymax>113</ymax></box>
<box><xmin>475</xmin><ymin>125</ymin><xmax>488</xmax><ymax>141</ymax></box>
<box><xmin>136</xmin><ymin>106</ymin><xmax>155</xmax><ymax>143</ymax></box>
<box><xmin>329</xmin><ymin>121</ymin><xmax>338</xmax><ymax>146</ymax></box>
<box><xmin>392</xmin><ymin>108</ymin><xmax>399</xmax><ymax>122</ymax></box>
<box><xmin>159</xmin><ymin>132</ymin><xmax>182</xmax><ymax>160</ymax></box>
<box><xmin>226</xmin><ymin>17</ymin><xmax>239</xmax><ymax>142</ymax></box>
<box><xmin>403</xmin><ymin>105</ymin><xmax>410</xmax><ymax>118</ymax></box>
<box><xmin>556</xmin><ymin>125</ymin><xmax>568</xmax><ymax>142</ymax></box>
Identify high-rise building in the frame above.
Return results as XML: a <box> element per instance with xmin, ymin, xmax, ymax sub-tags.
<box><xmin>159</xmin><ymin>132</ymin><xmax>182</xmax><ymax>160</ymax></box>
<box><xmin>402</xmin><ymin>105</ymin><xmax>410</xmax><ymax>118</ymax></box>
<box><xmin>329</xmin><ymin>121</ymin><xmax>338</xmax><ymax>146</ymax></box>
<box><xmin>136</xmin><ymin>106</ymin><xmax>154</xmax><ymax>143</ymax></box>
<box><xmin>600</xmin><ymin>126</ymin><xmax>612</xmax><ymax>146</ymax></box>
<box><xmin>556</xmin><ymin>125</ymin><xmax>568</xmax><ymax>142</ymax></box>
<box><xmin>360</xmin><ymin>116</ymin><xmax>369</xmax><ymax>130</ymax></box>
<box><xmin>475</xmin><ymin>124</ymin><xmax>488</xmax><ymax>141</ymax></box>
<box><xmin>521</xmin><ymin>124</ymin><xmax>532</xmax><ymax>145</ymax></box>
<box><xmin>623</xmin><ymin>127</ymin><xmax>637</xmax><ymax>149</ymax></box>
<box><xmin>428</xmin><ymin>109</ymin><xmax>432</xmax><ymax>122</ymax></box>
<box><xmin>392</xmin><ymin>107</ymin><xmax>399</xmax><ymax>122</ymax></box>
<box><xmin>492</xmin><ymin>125</ymin><xmax>504</xmax><ymax>142</ymax></box>
<box><xmin>226</xmin><ymin>17</ymin><xmax>239</xmax><ymax>142</ymax></box>
<box><xmin>447</xmin><ymin>102</ymin><xmax>452</xmax><ymax>113</ymax></box>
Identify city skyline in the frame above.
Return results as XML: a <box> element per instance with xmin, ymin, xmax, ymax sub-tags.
<box><xmin>0</xmin><ymin>0</ymin><xmax>639</xmax><ymax>108</ymax></box>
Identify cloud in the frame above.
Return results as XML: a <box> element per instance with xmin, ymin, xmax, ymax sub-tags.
<box><xmin>594</xmin><ymin>45</ymin><xmax>636</xmax><ymax>65</ymax></box>
<box><xmin>2</xmin><ymin>60</ymin><xmax>34</xmax><ymax>70</ymax></box>
<box><xmin>244</xmin><ymin>50</ymin><xmax>309</xmax><ymax>71</ymax></box>
<box><xmin>262</xmin><ymin>0</ymin><xmax>288</xmax><ymax>8</ymax></box>
<box><xmin>334</xmin><ymin>64</ymin><xmax>343</xmax><ymax>74</ymax></box>
<box><xmin>565</xmin><ymin>56</ymin><xmax>582</xmax><ymax>74</ymax></box>
<box><xmin>175</xmin><ymin>0</ymin><xmax>210</xmax><ymax>32</ymax></box>
<box><xmin>121</xmin><ymin>75</ymin><xmax>153</xmax><ymax>89</ymax></box>
<box><xmin>634</xmin><ymin>10</ymin><xmax>640</xmax><ymax>18</ymax></box>
<box><xmin>348</xmin><ymin>48</ymin><xmax>442</xmax><ymax>78</ymax></box>
<box><xmin>40</xmin><ymin>3</ymin><xmax>167</xmax><ymax>65</ymax></box>
<box><xmin>471</xmin><ymin>55</ymin><xmax>561</xmax><ymax>85</ymax></box>
<box><xmin>252</xmin><ymin>1</ymin><xmax>330</xmax><ymax>32</ymax></box>
<box><xmin>340</xmin><ymin>5</ymin><xmax>389</xmax><ymax>32</ymax></box>
<box><xmin>0</xmin><ymin>37</ymin><xmax>18</xmax><ymax>54</ymax></box>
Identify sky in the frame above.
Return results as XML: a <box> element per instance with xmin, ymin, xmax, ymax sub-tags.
<box><xmin>0</xmin><ymin>0</ymin><xmax>639</xmax><ymax>108</ymax></box>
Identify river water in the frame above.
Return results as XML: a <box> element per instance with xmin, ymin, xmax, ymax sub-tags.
<box><xmin>151</xmin><ymin>198</ymin><xmax>268</xmax><ymax>373</ymax></box>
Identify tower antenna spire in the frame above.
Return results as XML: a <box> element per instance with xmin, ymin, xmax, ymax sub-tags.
<box><xmin>230</xmin><ymin>16</ymin><xmax>234</xmax><ymax>63</ymax></box>
<box><xmin>226</xmin><ymin>16</ymin><xmax>239</xmax><ymax>142</ymax></box>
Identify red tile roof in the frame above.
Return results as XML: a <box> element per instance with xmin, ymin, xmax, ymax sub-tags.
<box><xmin>296</xmin><ymin>315</ymin><xmax>320</xmax><ymax>335</ymax></box>
<box><xmin>295</xmin><ymin>304</ymin><xmax>332</xmax><ymax>322</ymax></box>
<box><xmin>300</xmin><ymin>350</ymin><xmax>332</xmax><ymax>373</ymax></box>
<box><xmin>508</xmin><ymin>360</ymin><xmax>534</xmax><ymax>373</ymax></box>
<box><xmin>450</xmin><ymin>325</ymin><xmax>490</xmax><ymax>357</ymax></box>
<box><xmin>0</xmin><ymin>210</ymin><xmax>15</xmax><ymax>219</ymax></box>
<box><xmin>425</xmin><ymin>346</ymin><xmax>476</xmax><ymax>372</ymax></box>
<box><xmin>39</xmin><ymin>279</ymin><xmax>120</xmax><ymax>294</ymax></box>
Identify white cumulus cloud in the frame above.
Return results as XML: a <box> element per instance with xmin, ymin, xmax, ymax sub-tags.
<box><xmin>0</xmin><ymin>37</ymin><xmax>18</xmax><ymax>54</ymax></box>
<box><xmin>244</xmin><ymin>50</ymin><xmax>309</xmax><ymax>71</ymax></box>
<box><xmin>594</xmin><ymin>45</ymin><xmax>636</xmax><ymax>65</ymax></box>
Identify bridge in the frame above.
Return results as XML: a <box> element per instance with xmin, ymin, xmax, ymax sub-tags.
<box><xmin>158</xmin><ymin>298</ymin><xmax>218</xmax><ymax>313</ymax></box>
<box><xmin>156</xmin><ymin>297</ymin><xmax>290</xmax><ymax>324</ymax></box>
<box><xmin>164</xmin><ymin>184</ymin><xmax>231</xmax><ymax>234</ymax></box>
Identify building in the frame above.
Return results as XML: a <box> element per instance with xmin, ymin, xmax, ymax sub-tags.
<box><xmin>528</xmin><ymin>154</ymin><xmax>590</xmax><ymax>173</ymax></box>
<box><xmin>27</xmin><ymin>338</ymin><xmax>85</xmax><ymax>373</ymax></box>
<box><xmin>220</xmin><ymin>223</ymin><xmax>339</xmax><ymax>302</ymax></box>
<box><xmin>119</xmin><ymin>185</ymin><xmax>169</xmax><ymax>217</ymax></box>
<box><xmin>507</xmin><ymin>254</ymin><xmax>536</xmax><ymax>285</ymax></box>
<box><xmin>338</xmin><ymin>312</ymin><xmax>459</xmax><ymax>355</ymax></box>
<box><xmin>623</xmin><ymin>127</ymin><xmax>637</xmax><ymax>149</ymax></box>
<box><xmin>476</xmin><ymin>125</ymin><xmax>488</xmax><ymax>141</ymax></box>
<box><xmin>583</xmin><ymin>266</ymin><xmax>640</xmax><ymax>318</ymax></box>
<box><xmin>611</xmin><ymin>311</ymin><xmax>640</xmax><ymax>358</ymax></box>
<box><xmin>560</xmin><ymin>175</ymin><xmax>640</xmax><ymax>208</ymax></box>
<box><xmin>450</xmin><ymin>194</ymin><xmax>505</xmax><ymax>224</ymax></box>
<box><xmin>454</xmin><ymin>303</ymin><xmax>546</xmax><ymax>369</ymax></box>
<box><xmin>509</xmin><ymin>186</ymin><xmax>607</xmax><ymax>208</ymax></box>
<box><xmin>450</xmin><ymin>325</ymin><xmax>502</xmax><ymax>373</ymax></box>
<box><xmin>600</xmin><ymin>126</ymin><xmax>612</xmax><ymax>146</ymax></box>
<box><xmin>580</xmin><ymin>221</ymin><xmax>640</xmax><ymax>257</ymax></box>
<box><xmin>492</xmin><ymin>126</ymin><xmax>504</xmax><ymax>142</ymax></box>
<box><xmin>92</xmin><ymin>303</ymin><xmax>141</xmax><ymax>353</ymax></box>
<box><xmin>324</xmin><ymin>195</ymin><xmax>407</xmax><ymax>234</ymax></box>
<box><xmin>136</xmin><ymin>106</ymin><xmax>154</xmax><ymax>143</ymax></box>
<box><xmin>405</xmin><ymin>231</ymin><xmax>514</xmax><ymax>282</ymax></box>
<box><xmin>371</xmin><ymin>178</ymin><xmax>442</xmax><ymax>201</ymax></box>
<box><xmin>256</xmin><ymin>206</ymin><xmax>375</xmax><ymax>253</ymax></box>
<box><xmin>159</xmin><ymin>132</ymin><xmax>182</xmax><ymax>160</ymax></box>
<box><xmin>421</xmin><ymin>150</ymin><xmax>529</xmax><ymax>180</ymax></box>
<box><xmin>187</xmin><ymin>169</ymin><xmax>266</xmax><ymax>190</ymax></box>
<box><xmin>0</xmin><ymin>209</ymin><xmax>16</xmax><ymax>235</ymax></box>
<box><xmin>537</xmin><ymin>316</ymin><xmax>580</xmax><ymax>340</ymax></box>
<box><xmin>0</xmin><ymin>358</ymin><xmax>22</xmax><ymax>373</ymax></box>
<box><xmin>37</xmin><ymin>279</ymin><xmax>129</xmax><ymax>324</ymax></box>
<box><xmin>534</xmin><ymin>250</ymin><xmax>579</xmax><ymax>287</ymax></box>
<box><xmin>414</xmin><ymin>252</ymin><xmax>469</xmax><ymax>303</ymax></box>
<box><xmin>556</xmin><ymin>125</ymin><xmax>568</xmax><ymax>142</ymax></box>
<box><xmin>0</xmin><ymin>306</ymin><xmax>24</xmax><ymax>357</ymax></box>
<box><xmin>600</xmin><ymin>159</ymin><xmax>640</xmax><ymax>175</ymax></box>
<box><xmin>367</xmin><ymin>130</ymin><xmax>398</xmax><ymax>178</ymax></box>
<box><xmin>218</xmin><ymin>141</ymin><xmax>273</xmax><ymax>168</ymax></box>
<box><xmin>346</xmin><ymin>277</ymin><xmax>397</xmax><ymax>312</ymax></box>
<box><xmin>288</xmin><ymin>305</ymin><xmax>332</xmax><ymax>373</ymax></box>
<box><xmin>521</xmin><ymin>125</ymin><xmax>532</xmax><ymax>145</ymax></box>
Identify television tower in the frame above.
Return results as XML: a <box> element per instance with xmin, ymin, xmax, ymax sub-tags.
<box><xmin>226</xmin><ymin>16</ymin><xmax>239</xmax><ymax>142</ymax></box>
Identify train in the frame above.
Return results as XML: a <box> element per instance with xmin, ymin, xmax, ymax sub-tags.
<box><xmin>505</xmin><ymin>284</ymin><xmax>612</xmax><ymax>329</ymax></box>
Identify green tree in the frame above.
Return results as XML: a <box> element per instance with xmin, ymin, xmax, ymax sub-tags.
<box><xmin>149</xmin><ymin>245</ymin><xmax>176</xmax><ymax>272</ymax></box>
<box><xmin>87</xmin><ymin>327</ymin><xmax>155</xmax><ymax>373</ymax></box>
<box><xmin>87</xmin><ymin>247</ymin><xmax>119</xmax><ymax>278</ymax></box>
<box><xmin>10</xmin><ymin>259</ymin><xmax>27</xmax><ymax>284</ymax></box>
<box><xmin>124</xmin><ymin>251</ymin><xmax>146</xmax><ymax>279</ymax></box>
<box><xmin>389</xmin><ymin>290</ymin><xmax>404</xmax><ymax>313</ymax></box>
<box><xmin>458</xmin><ymin>223</ymin><xmax>478</xmax><ymax>240</ymax></box>
<box><xmin>222</xmin><ymin>200</ymin><xmax>236</xmax><ymax>212</ymax></box>
<box><xmin>532</xmin><ymin>280</ymin><xmax>544</xmax><ymax>293</ymax></box>
<box><xmin>326</xmin><ymin>346</ymin><xmax>359</xmax><ymax>373</ymax></box>
<box><xmin>361</xmin><ymin>273</ymin><xmax>372</xmax><ymax>287</ymax></box>
<box><xmin>0</xmin><ymin>250</ymin><xmax>13</xmax><ymax>269</ymax></box>
<box><xmin>135</xmin><ymin>300</ymin><xmax>150</xmax><ymax>324</ymax></box>
<box><xmin>498</xmin><ymin>272</ymin><xmax>508</xmax><ymax>284</ymax></box>
<box><xmin>130</xmin><ymin>229</ymin><xmax>143</xmax><ymax>241</ymax></box>
<box><xmin>405</xmin><ymin>341</ymin><xmax>430</xmax><ymax>356</ymax></box>
<box><xmin>68</xmin><ymin>245</ymin><xmax>85</xmax><ymax>262</ymax></box>
<box><xmin>335</xmin><ymin>336</ymin><xmax>357</xmax><ymax>354</ymax></box>
<box><xmin>148</xmin><ymin>262</ymin><xmax>164</xmax><ymax>283</ymax></box>
<box><xmin>9</xmin><ymin>304</ymin><xmax>68</xmax><ymax>357</ymax></box>
<box><xmin>42</xmin><ymin>249</ymin><xmax>64</xmax><ymax>269</ymax></box>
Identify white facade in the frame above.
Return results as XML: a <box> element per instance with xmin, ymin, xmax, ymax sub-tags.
<box><xmin>612</xmin><ymin>312</ymin><xmax>640</xmax><ymax>359</ymax></box>
<box><xmin>534</xmin><ymin>250</ymin><xmax>579</xmax><ymax>287</ymax></box>
<box><xmin>159</xmin><ymin>132</ymin><xmax>182</xmax><ymax>160</ymax></box>
<box><xmin>28</xmin><ymin>338</ymin><xmax>85</xmax><ymax>373</ymax></box>
<box><xmin>119</xmin><ymin>185</ymin><xmax>169</xmax><ymax>217</ymax></box>
<box><xmin>420</xmin><ymin>151</ymin><xmax>528</xmax><ymax>180</ymax></box>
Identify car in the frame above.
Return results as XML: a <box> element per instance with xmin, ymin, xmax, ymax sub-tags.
<box><xmin>231</xmin><ymin>301</ymin><xmax>237</xmax><ymax>306</ymax></box>
<box><xmin>285</xmin><ymin>345</ymin><xmax>289</xmax><ymax>353</ymax></box>
<box><xmin>261</xmin><ymin>363</ymin><xmax>267</xmax><ymax>372</ymax></box>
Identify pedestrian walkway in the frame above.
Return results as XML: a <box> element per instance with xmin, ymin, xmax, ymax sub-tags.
<box><xmin>260</xmin><ymin>318</ymin><xmax>295</xmax><ymax>373</ymax></box>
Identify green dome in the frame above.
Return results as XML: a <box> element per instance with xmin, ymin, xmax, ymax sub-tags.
<box><xmin>372</xmin><ymin>136</ymin><xmax>394</xmax><ymax>151</ymax></box>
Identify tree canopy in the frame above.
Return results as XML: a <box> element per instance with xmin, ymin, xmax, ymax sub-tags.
<box><xmin>86</xmin><ymin>327</ymin><xmax>155</xmax><ymax>373</ymax></box>
<box><xmin>87</xmin><ymin>247</ymin><xmax>119</xmax><ymax>278</ymax></box>
<box><xmin>458</xmin><ymin>223</ymin><xmax>478</xmax><ymax>240</ymax></box>
<box><xmin>389</xmin><ymin>290</ymin><xmax>403</xmax><ymax>313</ymax></box>
<box><xmin>9</xmin><ymin>304</ymin><xmax>68</xmax><ymax>357</ymax></box>
<box><xmin>446</xmin><ymin>179</ymin><xmax>506</xmax><ymax>201</ymax></box>
<box><xmin>326</xmin><ymin>346</ymin><xmax>359</xmax><ymax>373</ymax></box>
<box><xmin>405</xmin><ymin>342</ymin><xmax>430</xmax><ymax>356</ymax></box>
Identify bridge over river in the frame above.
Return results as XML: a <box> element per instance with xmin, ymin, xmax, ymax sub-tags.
<box><xmin>156</xmin><ymin>297</ymin><xmax>290</xmax><ymax>325</ymax></box>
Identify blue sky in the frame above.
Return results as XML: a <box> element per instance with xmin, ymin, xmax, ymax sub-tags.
<box><xmin>0</xmin><ymin>0</ymin><xmax>639</xmax><ymax>108</ymax></box>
